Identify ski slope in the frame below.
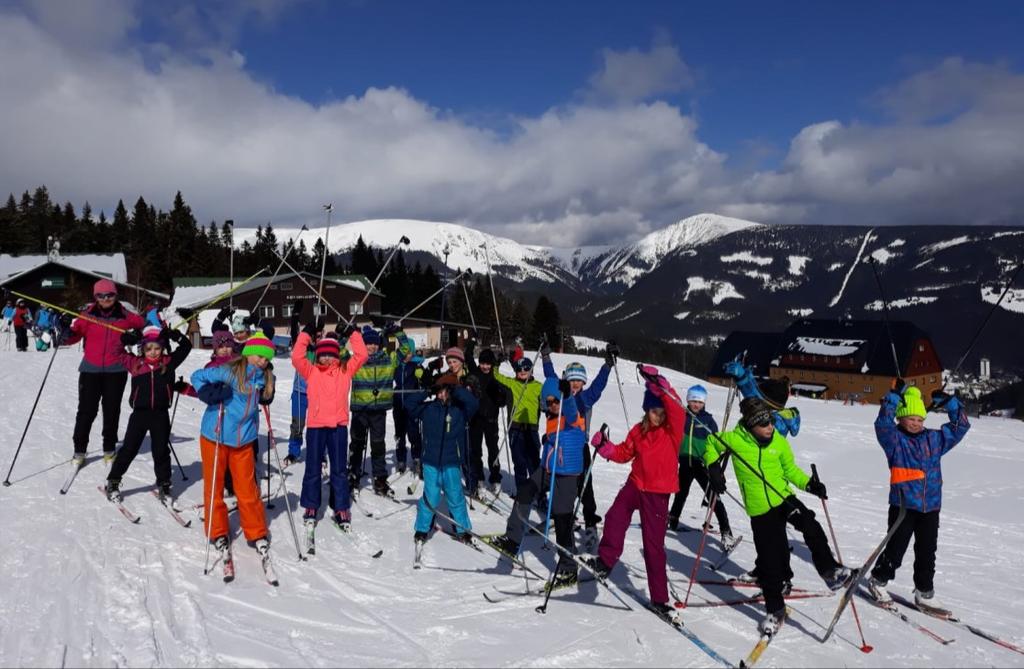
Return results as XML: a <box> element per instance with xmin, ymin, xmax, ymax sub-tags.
<box><xmin>0</xmin><ymin>348</ymin><xmax>1022</xmax><ymax>668</ymax></box>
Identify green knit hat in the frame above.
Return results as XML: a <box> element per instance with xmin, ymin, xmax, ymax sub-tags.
<box><xmin>895</xmin><ymin>386</ymin><xmax>927</xmax><ymax>419</ymax></box>
<box><xmin>241</xmin><ymin>333</ymin><xmax>275</xmax><ymax>361</ymax></box>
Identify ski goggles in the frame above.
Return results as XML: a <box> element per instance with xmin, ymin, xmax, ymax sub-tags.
<box><xmin>744</xmin><ymin>410</ymin><xmax>773</xmax><ymax>428</ymax></box>
<box><xmin>513</xmin><ymin>359</ymin><xmax>533</xmax><ymax>372</ymax></box>
<box><xmin>94</xmin><ymin>292</ymin><xmax>117</xmax><ymax>300</ymax></box>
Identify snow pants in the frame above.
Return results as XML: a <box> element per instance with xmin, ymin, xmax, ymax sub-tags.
<box><xmin>508</xmin><ymin>424</ymin><xmax>541</xmax><ymax>493</ymax></box>
<box><xmin>415</xmin><ymin>463</ymin><xmax>471</xmax><ymax>534</ymax></box>
<box><xmin>669</xmin><ymin>457</ymin><xmax>732</xmax><ymax>534</ymax></box>
<box><xmin>349</xmin><ymin>409</ymin><xmax>387</xmax><ymax>478</ymax></box>
<box><xmin>871</xmin><ymin>506</ymin><xmax>939</xmax><ymax>592</ymax></box>
<box><xmin>598</xmin><ymin>478</ymin><xmax>671</xmax><ymax>604</ymax></box>
<box><xmin>200</xmin><ymin>436</ymin><xmax>267</xmax><ymax>542</ymax></box>
<box><xmin>73</xmin><ymin>371</ymin><xmax>128</xmax><ymax>455</ymax></box>
<box><xmin>506</xmin><ymin>465</ymin><xmax>579</xmax><ymax>574</ymax></box>
<box><xmin>301</xmin><ymin>425</ymin><xmax>350</xmax><ymax>514</ymax></box>
<box><xmin>107</xmin><ymin>409</ymin><xmax>171</xmax><ymax>486</ymax></box>
<box><xmin>393</xmin><ymin>399</ymin><xmax>422</xmax><ymax>467</ymax></box>
<box><xmin>750</xmin><ymin>497</ymin><xmax>840</xmax><ymax>614</ymax></box>
<box><xmin>14</xmin><ymin>324</ymin><xmax>28</xmax><ymax>351</ymax></box>
<box><xmin>468</xmin><ymin>416</ymin><xmax>502</xmax><ymax>489</ymax></box>
<box><xmin>288</xmin><ymin>390</ymin><xmax>308</xmax><ymax>459</ymax></box>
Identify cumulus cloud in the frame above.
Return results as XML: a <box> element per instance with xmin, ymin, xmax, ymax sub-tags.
<box><xmin>0</xmin><ymin>6</ymin><xmax>1022</xmax><ymax>247</ymax></box>
<box><xmin>586</xmin><ymin>31</ymin><xmax>694</xmax><ymax>102</ymax></box>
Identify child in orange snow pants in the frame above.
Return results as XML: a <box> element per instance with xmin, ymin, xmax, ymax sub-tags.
<box><xmin>200</xmin><ymin>436</ymin><xmax>267</xmax><ymax>541</ymax></box>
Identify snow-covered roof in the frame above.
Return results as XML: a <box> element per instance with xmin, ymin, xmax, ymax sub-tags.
<box><xmin>170</xmin><ymin>272</ymin><xmax>381</xmax><ymax>310</ymax></box>
<box><xmin>0</xmin><ymin>253</ymin><xmax>128</xmax><ymax>283</ymax></box>
<box><xmin>788</xmin><ymin>336</ymin><xmax>866</xmax><ymax>356</ymax></box>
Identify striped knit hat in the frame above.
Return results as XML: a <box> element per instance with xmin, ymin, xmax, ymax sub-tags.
<box><xmin>241</xmin><ymin>333</ymin><xmax>275</xmax><ymax>361</ymax></box>
<box><xmin>445</xmin><ymin>347</ymin><xmax>465</xmax><ymax>362</ymax></box>
<box><xmin>141</xmin><ymin>325</ymin><xmax>164</xmax><ymax>345</ymax></box>
<box><xmin>315</xmin><ymin>337</ymin><xmax>342</xmax><ymax>360</ymax></box>
<box><xmin>562</xmin><ymin>362</ymin><xmax>587</xmax><ymax>383</ymax></box>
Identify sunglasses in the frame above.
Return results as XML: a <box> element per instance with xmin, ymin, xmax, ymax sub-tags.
<box><xmin>95</xmin><ymin>292</ymin><xmax>117</xmax><ymax>300</ymax></box>
<box><xmin>749</xmin><ymin>412</ymin><xmax>772</xmax><ymax>428</ymax></box>
<box><xmin>545</xmin><ymin>397</ymin><xmax>560</xmax><ymax>406</ymax></box>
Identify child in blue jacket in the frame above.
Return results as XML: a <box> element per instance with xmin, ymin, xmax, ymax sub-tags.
<box><xmin>867</xmin><ymin>385</ymin><xmax>970</xmax><ymax>612</ymax></box>
<box><xmin>407</xmin><ymin>372</ymin><xmax>479</xmax><ymax>545</ymax></box>
<box><xmin>488</xmin><ymin>377</ymin><xmax>587</xmax><ymax>588</ymax></box>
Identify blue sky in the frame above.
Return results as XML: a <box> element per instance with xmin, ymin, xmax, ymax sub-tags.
<box><xmin>2</xmin><ymin>0</ymin><xmax>1024</xmax><ymax>244</ymax></box>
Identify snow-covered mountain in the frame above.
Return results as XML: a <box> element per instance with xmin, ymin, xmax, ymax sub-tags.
<box><xmin>233</xmin><ymin>215</ymin><xmax>1024</xmax><ymax>372</ymax></box>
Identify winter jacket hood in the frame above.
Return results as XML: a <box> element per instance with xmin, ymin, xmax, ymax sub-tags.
<box><xmin>291</xmin><ymin>331</ymin><xmax>367</xmax><ymax>428</ymax></box>
<box><xmin>121</xmin><ymin>338</ymin><xmax>192</xmax><ymax>410</ymax></box>
<box><xmin>875</xmin><ymin>393</ymin><xmax>970</xmax><ymax>512</ymax></box>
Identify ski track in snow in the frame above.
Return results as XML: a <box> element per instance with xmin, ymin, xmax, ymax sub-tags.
<box><xmin>829</xmin><ymin>228</ymin><xmax>874</xmax><ymax>308</ymax></box>
<box><xmin>1</xmin><ymin>349</ymin><xmax>1023</xmax><ymax>667</ymax></box>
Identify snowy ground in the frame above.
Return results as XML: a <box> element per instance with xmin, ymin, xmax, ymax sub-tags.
<box><xmin>1</xmin><ymin>348</ymin><xmax>1022</xmax><ymax>668</ymax></box>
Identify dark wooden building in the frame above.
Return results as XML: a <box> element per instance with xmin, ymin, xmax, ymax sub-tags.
<box><xmin>0</xmin><ymin>254</ymin><xmax>168</xmax><ymax>312</ymax></box>
<box><xmin>170</xmin><ymin>272</ymin><xmax>382</xmax><ymax>339</ymax></box>
<box><xmin>709</xmin><ymin>318</ymin><xmax>943</xmax><ymax>403</ymax></box>
<box><xmin>707</xmin><ymin>331</ymin><xmax>784</xmax><ymax>387</ymax></box>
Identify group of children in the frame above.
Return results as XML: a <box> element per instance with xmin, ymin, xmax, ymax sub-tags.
<box><xmin>60</xmin><ymin>287</ymin><xmax>971</xmax><ymax>633</ymax></box>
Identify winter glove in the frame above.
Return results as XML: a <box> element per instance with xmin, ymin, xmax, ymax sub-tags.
<box><xmin>337</xmin><ymin>323</ymin><xmax>358</xmax><ymax>339</ymax></box>
<box><xmin>943</xmin><ymin>395</ymin><xmax>962</xmax><ymax>415</ymax></box>
<box><xmin>805</xmin><ymin>477</ymin><xmax>827</xmax><ymax>499</ymax></box>
<box><xmin>708</xmin><ymin>462</ymin><xmax>727</xmax><ymax>495</ymax></box>
<box><xmin>604</xmin><ymin>342</ymin><xmax>620</xmax><ymax>367</ymax></box>
<box><xmin>173</xmin><ymin>378</ymin><xmax>190</xmax><ymax>393</ymax></box>
<box><xmin>724</xmin><ymin>360</ymin><xmax>746</xmax><ymax>380</ymax></box>
<box><xmin>892</xmin><ymin>377</ymin><xmax>908</xmax><ymax>395</ymax></box>
<box><xmin>428</xmin><ymin>357</ymin><xmax>444</xmax><ymax>372</ymax></box>
<box><xmin>637</xmin><ymin>363</ymin><xmax>660</xmax><ymax>384</ymax></box>
<box><xmin>58</xmin><ymin>313</ymin><xmax>74</xmax><ymax>329</ymax></box>
<box><xmin>303</xmin><ymin>319</ymin><xmax>323</xmax><ymax>339</ymax></box>
<box><xmin>558</xmin><ymin>379</ymin><xmax>572</xmax><ymax>398</ymax></box>
<box><xmin>120</xmin><ymin>329</ymin><xmax>142</xmax><ymax>347</ymax></box>
<box><xmin>383</xmin><ymin>321</ymin><xmax>401</xmax><ymax>336</ymax></box>
<box><xmin>930</xmin><ymin>389</ymin><xmax>952</xmax><ymax>410</ymax></box>
<box><xmin>258</xmin><ymin>388</ymin><xmax>275</xmax><ymax>406</ymax></box>
<box><xmin>597</xmin><ymin>441</ymin><xmax>616</xmax><ymax>460</ymax></box>
<box><xmin>883</xmin><ymin>391</ymin><xmax>902</xmax><ymax>408</ymax></box>
<box><xmin>175</xmin><ymin>307</ymin><xmax>195</xmax><ymax>320</ymax></box>
<box><xmin>540</xmin><ymin>342</ymin><xmax>552</xmax><ymax>358</ymax></box>
<box><xmin>369</xmin><ymin>314</ymin><xmax>387</xmax><ymax>328</ymax></box>
<box><xmin>165</xmin><ymin>327</ymin><xmax>187</xmax><ymax>344</ymax></box>
<box><xmin>215</xmin><ymin>307</ymin><xmax>234</xmax><ymax>322</ymax></box>
<box><xmin>197</xmin><ymin>382</ymin><xmax>232</xmax><ymax>405</ymax></box>
<box><xmin>590</xmin><ymin>425</ymin><xmax>609</xmax><ymax>449</ymax></box>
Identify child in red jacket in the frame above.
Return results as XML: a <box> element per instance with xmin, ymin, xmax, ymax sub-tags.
<box><xmin>587</xmin><ymin>365</ymin><xmax>683</xmax><ymax>622</ymax></box>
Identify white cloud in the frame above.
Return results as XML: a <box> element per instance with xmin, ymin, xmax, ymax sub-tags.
<box><xmin>1</xmin><ymin>8</ymin><xmax>1023</xmax><ymax>245</ymax></box>
<box><xmin>586</xmin><ymin>32</ymin><xmax>694</xmax><ymax>102</ymax></box>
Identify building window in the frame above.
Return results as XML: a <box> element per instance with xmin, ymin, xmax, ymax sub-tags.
<box><xmin>349</xmin><ymin>301</ymin><xmax>364</xmax><ymax>315</ymax></box>
<box><xmin>314</xmin><ymin>304</ymin><xmax>328</xmax><ymax>316</ymax></box>
<box><xmin>282</xmin><ymin>304</ymin><xmax>293</xmax><ymax>317</ymax></box>
<box><xmin>327</xmin><ymin>284</ymin><xmax>337</xmax><ymax>289</ymax></box>
<box><xmin>863</xmin><ymin>385</ymin><xmax>872</xmax><ymax>393</ymax></box>
<box><xmin>928</xmin><ymin>376</ymin><xmax>935</xmax><ymax>383</ymax></box>
<box><xmin>278</xmin><ymin>282</ymin><xmax>293</xmax><ymax>291</ymax></box>
<box><xmin>259</xmin><ymin>305</ymin><xmax>275</xmax><ymax>319</ymax></box>
<box><xmin>41</xmin><ymin>276</ymin><xmax>65</xmax><ymax>288</ymax></box>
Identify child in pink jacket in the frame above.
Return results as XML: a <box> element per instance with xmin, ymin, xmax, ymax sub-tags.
<box><xmin>292</xmin><ymin>321</ymin><xmax>367</xmax><ymax>532</ymax></box>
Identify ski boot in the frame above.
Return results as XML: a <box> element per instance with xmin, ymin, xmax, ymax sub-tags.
<box><xmin>720</xmin><ymin>530</ymin><xmax>740</xmax><ymax>550</ymax></box>
<box><xmin>867</xmin><ymin>576</ymin><xmax>893</xmax><ymax>605</ymax></box>
<box><xmin>103</xmin><ymin>451</ymin><xmax>116</xmax><ymax>466</ymax></box>
<box><xmin>823</xmin><ymin>566</ymin><xmax>856</xmax><ymax>591</ymax></box>
<box><xmin>650</xmin><ymin>601</ymin><xmax>683</xmax><ymax>625</ymax></box>
<box><xmin>735</xmin><ymin>570</ymin><xmax>759</xmax><ymax>584</ymax></box>
<box><xmin>411</xmin><ymin>459</ymin><xmax>422</xmax><ymax>478</ymax></box>
<box><xmin>395</xmin><ymin>460</ymin><xmax>407</xmax><ymax>475</ymax></box>
<box><xmin>781</xmin><ymin>580</ymin><xmax>793</xmax><ymax>596</ymax></box>
<box><xmin>484</xmin><ymin>534</ymin><xmax>519</xmax><ymax>560</ymax></box>
<box><xmin>333</xmin><ymin>509</ymin><xmax>352</xmax><ymax>532</ymax></box>
<box><xmin>759</xmin><ymin>609</ymin><xmax>785</xmax><ymax>636</ymax></box>
<box><xmin>414</xmin><ymin>530</ymin><xmax>429</xmax><ymax>543</ymax></box>
<box><xmin>913</xmin><ymin>589</ymin><xmax>950</xmax><ymax>616</ymax></box>
<box><xmin>156</xmin><ymin>481</ymin><xmax>173</xmax><ymax>504</ymax></box>
<box><xmin>547</xmin><ymin>570</ymin><xmax>579</xmax><ymax>592</ymax></box>
<box><xmin>373</xmin><ymin>476</ymin><xmax>393</xmax><ymax>498</ymax></box>
<box><xmin>453</xmin><ymin>532</ymin><xmax>475</xmax><ymax>545</ymax></box>
<box><xmin>488</xmin><ymin>480</ymin><xmax>502</xmax><ymax>496</ymax></box>
<box><xmin>214</xmin><ymin>535</ymin><xmax>230</xmax><ymax>554</ymax></box>
<box><xmin>104</xmin><ymin>479</ymin><xmax>123</xmax><ymax>503</ymax></box>
<box><xmin>582</xmin><ymin>555</ymin><xmax>612</xmax><ymax>582</ymax></box>
<box><xmin>255</xmin><ymin>537</ymin><xmax>270</xmax><ymax>556</ymax></box>
<box><xmin>72</xmin><ymin>453</ymin><xmax>85</xmax><ymax>468</ymax></box>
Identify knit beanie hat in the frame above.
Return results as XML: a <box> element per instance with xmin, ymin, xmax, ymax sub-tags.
<box><xmin>241</xmin><ymin>333</ymin><xmax>275</xmax><ymax>361</ymax></box>
<box><xmin>478</xmin><ymin>348</ymin><xmax>496</xmax><ymax>365</ymax></box>
<box><xmin>445</xmin><ymin>346</ymin><xmax>465</xmax><ymax>362</ymax></box>
<box><xmin>141</xmin><ymin>325</ymin><xmax>164</xmax><ymax>346</ymax></box>
<box><xmin>759</xmin><ymin>376</ymin><xmax>791</xmax><ymax>407</ymax></box>
<box><xmin>895</xmin><ymin>386</ymin><xmax>927</xmax><ymax>419</ymax></box>
<box><xmin>642</xmin><ymin>389</ymin><xmax>664</xmax><ymax>412</ymax></box>
<box><xmin>93</xmin><ymin>279</ymin><xmax>117</xmax><ymax>297</ymax></box>
<box><xmin>315</xmin><ymin>337</ymin><xmax>341</xmax><ymax>360</ymax></box>
<box><xmin>740</xmin><ymin>397</ymin><xmax>773</xmax><ymax>429</ymax></box>
<box><xmin>563</xmin><ymin>362</ymin><xmax>588</xmax><ymax>384</ymax></box>
<box><xmin>361</xmin><ymin>326</ymin><xmax>382</xmax><ymax>346</ymax></box>
<box><xmin>211</xmin><ymin>330</ymin><xmax>235</xmax><ymax>350</ymax></box>
<box><xmin>686</xmin><ymin>384</ymin><xmax>708</xmax><ymax>403</ymax></box>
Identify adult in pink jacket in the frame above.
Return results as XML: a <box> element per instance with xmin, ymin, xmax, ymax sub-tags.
<box><xmin>586</xmin><ymin>364</ymin><xmax>684</xmax><ymax>621</ymax></box>
<box><xmin>292</xmin><ymin>321</ymin><xmax>368</xmax><ymax>530</ymax></box>
<box><xmin>63</xmin><ymin>279</ymin><xmax>146</xmax><ymax>465</ymax></box>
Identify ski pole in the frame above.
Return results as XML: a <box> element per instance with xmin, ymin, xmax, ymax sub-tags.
<box><xmin>203</xmin><ymin>405</ymin><xmax>226</xmax><ymax>575</ymax></box>
<box><xmin>269</xmin><ymin>247</ymin><xmax>347</xmax><ymax>321</ymax></box>
<box><xmin>868</xmin><ymin>257</ymin><xmax>903</xmax><ymax>375</ymax></box>
<box><xmin>813</xmin><ymin>464</ymin><xmax>873</xmax><ymax>653</ymax></box>
<box><xmin>611</xmin><ymin>354</ymin><xmax>630</xmax><ymax>427</ymax></box>
<box><xmin>396</xmin><ymin>269</ymin><xmax>473</xmax><ymax>325</ymax></box>
<box><xmin>316</xmin><ymin>204</ymin><xmax>333</xmax><ymax>319</ymax></box>
<box><xmin>9</xmin><ymin>291</ymin><xmax>127</xmax><ymax>333</ymax></box>
<box><xmin>461</xmin><ymin>279</ymin><xmax>478</xmax><ymax>335</ymax></box>
<box><xmin>263</xmin><ymin>405</ymin><xmax>305</xmax><ymax>561</ymax></box>
<box><xmin>265</xmin><ymin>412</ymin><xmax>273</xmax><ymax>508</ymax></box>
<box><xmin>167</xmin><ymin>387</ymin><xmax>188</xmax><ymax>481</ymax></box>
<box><xmin>569</xmin><ymin>423</ymin><xmax>606</xmax><ymax>530</ymax></box>
<box><xmin>2</xmin><ymin>342</ymin><xmax>61</xmax><ymax>486</ymax></box>
<box><xmin>252</xmin><ymin>226</ymin><xmax>308</xmax><ymax>315</ymax></box>
<box><xmin>347</xmin><ymin>235</ymin><xmax>411</xmax><ymax>327</ymax></box>
<box><xmin>541</xmin><ymin>399</ymin><xmax>562</xmax><ymax>547</ymax></box>
<box><xmin>680</xmin><ymin>491</ymin><xmax>720</xmax><ymax>608</ymax></box>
